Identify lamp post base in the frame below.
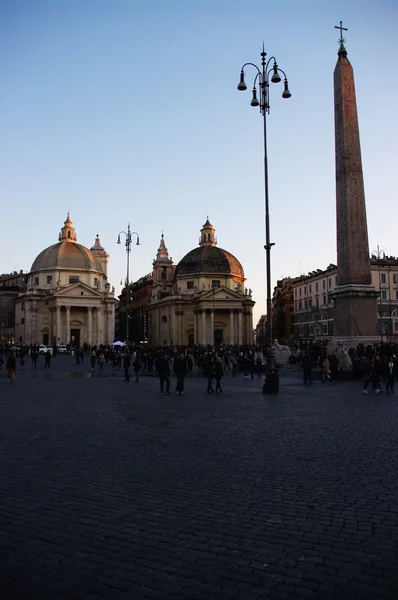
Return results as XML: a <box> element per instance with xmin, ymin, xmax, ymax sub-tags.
<box><xmin>262</xmin><ymin>347</ymin><xmax>279</xmax><ymax>394</ymax></box>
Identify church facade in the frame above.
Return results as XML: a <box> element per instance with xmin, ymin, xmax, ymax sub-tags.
<box><xmin>148</xmin><ymin>220</ymin><xmax>254</xmax><ymax>346</ymax></box>
<box><xmin>14</xmin><ymin>215</ymin><xmax>116</xmax><ymax>347</ymax></box>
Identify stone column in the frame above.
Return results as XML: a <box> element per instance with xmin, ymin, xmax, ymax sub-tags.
<box><xmin>55</xmin><ymin>305</ymin><xmax>61</xmax><ymax>344</ymax></box>
<box><xmin>229</xmin><ymin>309</ymin><xmax>234</xmax><ymax>345</ymax></box>
<box><xmin>65</xmin><ymin>306</ymin><xmax>71</xmax><ymax>345</ymax></box>
<box><xmin>107</xmin><ymin>307</ymin><xmax>113</xmax><ymax>344</ymax></box>
<box><xmin>201</xmin><ymin>310</ymin><xmax>206</xmax><ymax>346</ymax></box>
<box><xmin>210</xmin><ymin>310</ymin><xmax>215</xmax><ymax>345</ymax></box>
<box><xmin>193</xmin><ymin>310</ymin><xmax>198</xmax><ymax>345</ymax></box>
<box><xmin>87</xmin><ymin>307</ymin><xmax>92</xmax><ymax>346</ymax></box>
<box><xmin>97</xmin><ymin>308</ymin><xmax>102</xmax><ymax>345</ymax></box>
<box><xmin>238</xmin><ymin>310</ymin><xmax>243</xmax><ymax>346</ymax></box>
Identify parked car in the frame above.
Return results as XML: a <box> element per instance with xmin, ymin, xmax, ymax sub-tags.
<box><xmin>39</xmin><ymin>345</ymin><xmax>53</xmax><ymax>355</ymax></box>
<box><xmin>57</xmin><ymin>345</ymin><xmax>68</xmax><ymax>354</ymax></box>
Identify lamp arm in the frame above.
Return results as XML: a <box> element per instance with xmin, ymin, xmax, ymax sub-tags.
<box><xmin>240</xmin><ymin>62</ymin><xmax>262</xmax><ymax>76</ymax></box>
<box><xmin>265</xmin><ymin>56</ymin><xmax>277</xmax><ymax>72</ymax></box>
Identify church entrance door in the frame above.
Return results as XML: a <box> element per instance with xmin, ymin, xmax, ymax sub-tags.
<box><xmin>71</xmin><ymin>328</ymin><xmax>80</xmax><ymax>350</ymax></box>
<box><xmin>214</xmin><ymin>329</ymin><xmax>223</xmax><ymax>344</ymax></box>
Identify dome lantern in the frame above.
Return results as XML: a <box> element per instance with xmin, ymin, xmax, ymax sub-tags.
<box><xmin>59</xmin><ymin>213</ymin><xmax>77</xmax><ymax>243</ymax></box>
<box><xmin>199</xmin><ymin>217</ymin><xmax>217</xmax><ymax>247</ymax></box>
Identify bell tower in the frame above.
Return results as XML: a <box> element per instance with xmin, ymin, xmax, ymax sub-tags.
<box><xmin>199</xmin><ymin>218</ymin><xmax>217</xmax><ymax>247</ymax></box>
<box><xmin>90</xmin><ymin>234</ymin><xmax>109</xmax><ymax>277</ymax></box>
<box><xmin>152</xmin><ymin>233</ymin><xmax>174</xmax><ymax>292</ymax></box>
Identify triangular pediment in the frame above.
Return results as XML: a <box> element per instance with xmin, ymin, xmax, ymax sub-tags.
<box><xmin>201</xmin><ymin>286</ymin><xmax>246</xmax><ymax>301</ymax></box>
<box><xmin>54</xmin><ymin>281</ymin><xmax>102</xmax><ymax>298</ymax></box>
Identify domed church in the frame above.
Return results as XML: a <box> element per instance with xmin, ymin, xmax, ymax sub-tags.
<box><xmin>148</xmin><ymin>219</ymin><xmax>254</xmax><ymax>346</ymax></box>
<box><xmin>14</xmin><ymin>215</ymin><xmax>116</xmax><ymax>347</ymax></box>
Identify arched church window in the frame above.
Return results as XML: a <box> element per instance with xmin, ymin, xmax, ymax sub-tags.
<box><xmin>68</xmin><ymin>231</ymin><xmax>71</xmax><ymax>238</ymax></box>
<box><xmin>161</xmin><ymin>316</ymin><xmax>167</xmax><ymax>323</ymax></box>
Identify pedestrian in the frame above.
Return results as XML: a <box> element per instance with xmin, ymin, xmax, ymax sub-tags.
<box><xmin>90</xmin><ymin>351</ymin><xmax>96</xmax><ymax>371</ymax></box>
<box><xmin>157</xmin><ymin>353</ymin><xmax>171</xmax><ymax>394</ymax></box>
<box><xmin>123</xmin><ymin>353</ymin><xmax>131</xmax><ymax>382</ymax></box>
<box><xmin>204</xmin><ymin>357</ymin><xmax>215</xmax><ymax>394</ymax></box>
<box><xmin>302</xmin><ymin>353</ymin><xmax>313</xmax><ymax>385</ymax></box>
<box><xmin>386</xmin><ymin>356</ymin><xmax>395</xmax><ymax>394</ymax></box>
<box><xmin>6</xmin><ymin>352</ymin><xmax>16</xmax><ymax>384</ymax></box>
<box><xmin>321</xmin><ymin>357</ymin><xmax>331</xmax><ymax>383</ymax></box>
<box><xmin>31</xmin><ymin>350</ymin><xmax>38</xmax><ymax>369</ymax></box>
<box><xmin>255</xmin><ymin>355</ymin><xmax>263</xmax><ymax>379</ymax></box>
<box><xmin>174</xmin><ymin>353</ymin><xmax>188</xmax><ymax>395</ymax></box>
<box><xmin>44</xmin><ymin>350</ymin><xmax>52</xmax><ymax>369</ymax></box>
<box><xmin>214</xmin><ymin>357</ymin><xmax>224</xmax><ymax>393</ymax></box>
<box><xmin>99</xmin><ymin>352</ymin><xmax>105</xmax><ymax>371</ymax></box>
<box><xmin>133</xmin><ymin>355</ymin><xmax>141</xmax><ymax>382</ymax></box>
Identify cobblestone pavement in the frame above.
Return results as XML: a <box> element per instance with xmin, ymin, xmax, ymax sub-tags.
<box><xmin>1</xmin><ymin>367</ymin><xmax>398</xmax><ymax>599</ymax></box>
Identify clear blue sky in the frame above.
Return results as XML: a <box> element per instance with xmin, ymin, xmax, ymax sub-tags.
<box><xmin>1</xmin><ymin>0</ymin><xmax>397</xmax><ymax>324</ymax></box>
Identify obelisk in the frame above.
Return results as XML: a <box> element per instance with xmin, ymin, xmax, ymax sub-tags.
<box><xmin>331</xmin><ymin>23</ymin><xmax>378</xmax><ymax>349</ymax></box>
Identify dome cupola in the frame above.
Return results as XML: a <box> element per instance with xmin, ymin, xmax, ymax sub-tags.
<box><xmin>199</xmin><ymin>217</ymin><xmax>217</xmax><ymax>247</ymax></box>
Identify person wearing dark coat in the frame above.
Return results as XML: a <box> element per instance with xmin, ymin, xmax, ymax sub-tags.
<box><xmin>6</xmin><ymin>353</ymin><xmax>16</xmax><ymax>384</ymax></box>
<box><xmin>214</xmin><ymin>358</ymin><xmax>224</xmax><ymax>393</ymax></box>
<box><xmin>173</xmin><ymin>354</ymin><xmax>188</xmax><ymax>395</ymax></box>
<box><xmin>157</xmin><ymin>354</ymin><xmax>171</xmax><ymax>394</ymax></box>
<box><xmin>123</xmin><ymin>353</ymin><xmax>131</xmax><ymax>382</ymax></box>
<box><xmin>204</xmin><ymin>357</ymin><xmax>215</xmax><ymax>394</ymax></box>
<box><xmin>133</xmin><ymin>356</ymin><xmax>141</xmax><ymax>383</ymax></box>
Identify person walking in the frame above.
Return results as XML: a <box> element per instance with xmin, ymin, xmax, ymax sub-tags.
<box><xmin>214</xmin><ymin>357</ymin><xmax>224</xmax><ymax>393</ymax></box>
<box><xmin>321</xmin><ymin>357</ymin><xmax>331</xmax><ymax>383</ymax></box>
<box><xmin>133</xmin><ymin>355</ymin><xmax>141</xmax><ymax>382</ymax></box>
<box><xmin>90</xmin><ymin>351</ymin><xmax>96</xmax><ymax>371</ymax></box>
<box><xmin>302</xmin><ymin>353</ymin><xmax>313</xmax><ymax>385</ymax></box>
<box><xmin>204</xmin><ymin>357</ymin><xmax>215</xmax><ymax>394</ymax></box>
<box><xmin>44</xmin><ymin>349</ymin><xmax>52</xmax><ymax>369</ymax></box>
<box><xmin>123</xmin><ymin>353</ymin><xmax>131</xmax><ymax>382</ymax></box>
<box><xmin>6</xmin><ymin>352</ymin><xmax>16</xmax><ymax>384</ymax></box>
<box><xmin>31</xmin><ymin>350</ymin><xmax>38</xmax><ymax>369</ymax></box>
<box><xmin>255</xmin><ymin>355</ymin><xmax>263</xmax><ymax>379</ymax></box>
<box><xmin>386</xmin><ymin>357</ymin><xmax>395</xmax><ymax>394</ymax></box>
<box><xmin>99</xmin><ymin>352</ymin><xmax>105</xmax><ymax>372</ymax></box>
<box><xmin>157</xmin><ymin>353</ymin><xmax>171</xmax><ymax>394</ymax></box>
<box><xmin>174</xmin><ymin>353</ymin><xmax>188</xmax><ymax>395</ymax></box>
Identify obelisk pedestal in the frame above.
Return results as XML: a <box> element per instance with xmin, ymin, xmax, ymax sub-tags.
<box><xmin>330</xmin><ymin>34</ymin><xmax>379</xmax><ymax>362</ymax></box>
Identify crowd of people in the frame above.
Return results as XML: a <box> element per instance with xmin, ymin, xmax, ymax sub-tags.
<box><xmin>1</xmin><ymin>340</ymin><xmax>397</xmax><ymax>394</ymax></box>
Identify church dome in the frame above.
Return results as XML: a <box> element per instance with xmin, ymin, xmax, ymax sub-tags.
<box><xmin>174</xmin><ymin>219</ymin><xmax>244</xmax><ymax>279</ymax></box>
<box><xmin>175</xmin><ymin>245</ymin><xmax>244</xmax><ymax>278</ymax></box>
<box><xmin>30</xmin><ymin>214</ymin><xmax>105</xmax><ymax>274</ymax></box>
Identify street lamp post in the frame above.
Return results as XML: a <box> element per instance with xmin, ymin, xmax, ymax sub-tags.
<box><xmin>237</xmin><ymin>45</ymin><xmax>291</xmax><ymax>392</ymax></box>
<box><xmin>117</xmin><ymin>224</ymin><xmax>140</xmax><ymax>344</ymax></box>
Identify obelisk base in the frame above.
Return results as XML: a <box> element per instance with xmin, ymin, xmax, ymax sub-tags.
<box><xmin>329</xmin><ymin>284</ymin><xmax>380</xmax><ymax>370</ymax></box>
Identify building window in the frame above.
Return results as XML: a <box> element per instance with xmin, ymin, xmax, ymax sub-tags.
<box><xmin>329</xmin><ymin>278</ymin><xmax>332</xmax><ymax>287</ymax></box>
<box><xmin>309</xmin><ymin>284</ymin><xmax>312</xmax><ymax>293</ymax></box>
<box><xmin>316</xmin><ymin>297</ymin><xmax>319</xmax><ymax>308</ymax></box>
<box><xmin>323</xmin><ymin>280</ymin><xmax>326</xmax><ymax>290</ymax></box>
<box><xmin>21</xmin><ymin>318</ymin><xmax>24</xmax><ymax>325</ymax></box>
<box><xmin>323</xmin><ymin>294</ymin><xmax>326</xmax><ymax>305</ymax></box>
<box><xmin>309</xmin><ymin>299</ymin><xmax>312</xmax><ymax>308</ymax></box>
<box><xmin>7</xmin><ymin>300</ymin><xmax>13</xmax><ymax>311</ymax></box>
<box><xmin>381</xmin><ymin>273</ymin><xmax>386</xmax><ymax>284</ymax></box>
<box><xmin>396</xmin><ymin>291</ymin><xmax>398</xmax><ymax>300</ymax></box>
<box><xmin>212</xmin><ymin>280</ymin><xmax>220</xmax><ymax>289</ymax></box>
<box><xmin>21</xmin><ymin>302</ymin><xmax>24</xmax><ymax>312</ymax></box>
<box><xmin>322</xmin><ymin>324</ymin><xmax>327</xmax><ymax>334</ymax></box>
<box><xmin>47</xmin><ymin>275</ymin><xmax>52</xmax><ymax>284</ymax></box>
<box><xmin>294</xmin><ymin>289</ymin><xmax>297</xmax><ymax>298</ymax></box>
<box><xmin>187</xmin><ymin>281</ymin><xmax>195</xmax><ymax>290</ymax></box>
<box><xmin>381</xmin><ymin>290</ymin><xmax>387</xmax><ymax>300</ymax></box>
<box><xmin>299</xmin><ymin>300</ymin><xmax>302</xmax><ymax>309</ymax></box>
<box><xmin>304</xmin><ymin>300</ymin><xmax>307</xmax><ymax>309</ymax></box>
<box><xmin>304</xmin><ymin>286</ymin><xmax>307</xmax><ymax>294</ymax></box>
<box><xmin>393</xmin><ymin>274</ymin><xmax>398</xmax><ymax>284</ymax></box>
<box><xmin>69</xmin><ymin>276</ymin><xmax>79</xmax><ymax>284</ymax></box>
<box><xmin>161</xmin><ymin>316</ymin><xmax>167</xmax><ymax>323</ymax></box>
<box><xmin>94</xmin><ymin>278</ymin><xmax>99</xmax><ymax>288</ymax></box>
<box><xmin>395</xmin><ymin>321</ymin><xmax>398</xmax><ymax>332</ymax></box>
<box><xmin>34</xmin><ymin>277</ymin><xmax>39</xmax><ymax>286</ymax></box>
<box><xmin>315</xmin><ymin>282</ymin><xmax>318</xmax><ymax>292</ymax></box>
<box><xmin>294</xmin><ymin>301</ymin><xmax>297</xmax><ymax>310</ymax></box>
<box><xmin>299</xmin><ymin>288</ymin><xmax>302</xmax><ymax>296</ymax></box>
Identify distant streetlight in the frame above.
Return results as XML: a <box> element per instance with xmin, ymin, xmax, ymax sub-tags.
<box><xmin>117</xmin><ymin>224</ymin><xmax>140</xmax><ymax>343</ymax></box>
